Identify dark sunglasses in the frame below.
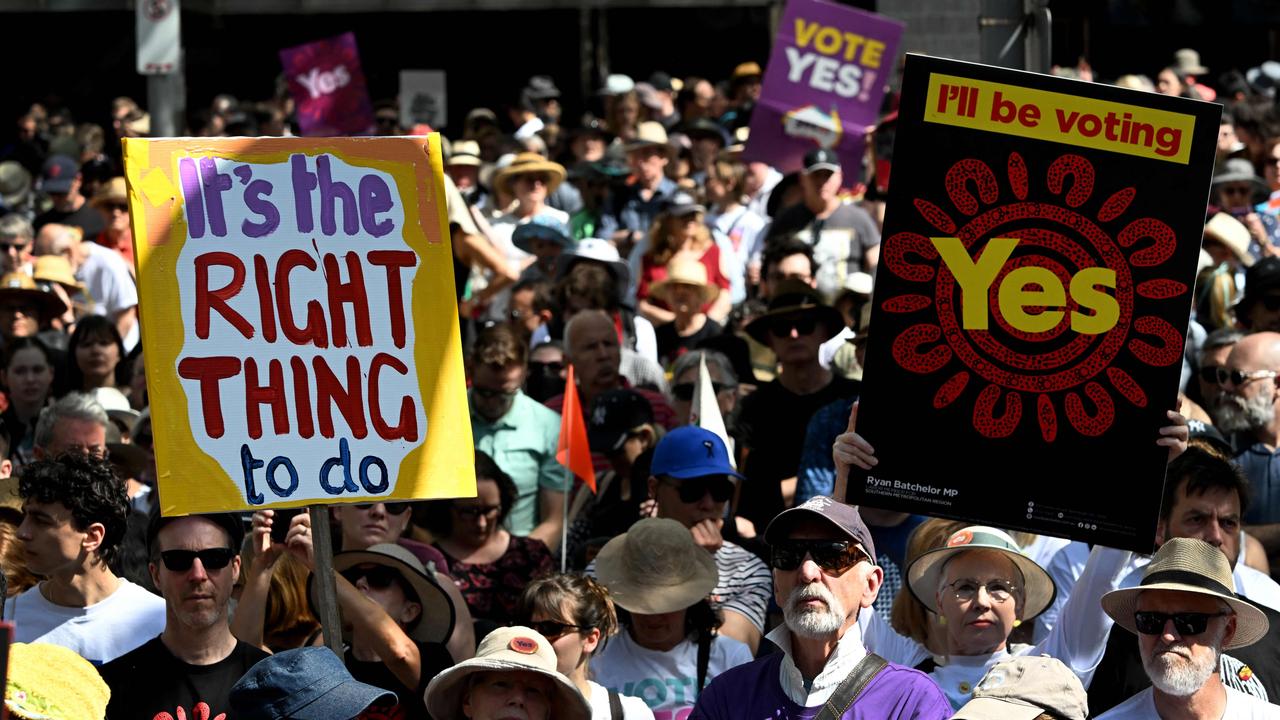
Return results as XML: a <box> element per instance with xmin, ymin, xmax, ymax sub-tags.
<box><xmin>1198</xmin><ymin>365</ymin><xmax>1222</xmax><ymax>384</ymax></box>
<box><xmin>671</xmin><ymin>382</ymin><xmax>733</xmax><ymax>402</ymax></box>
<box><xmin>1213</xmin><ymin>367</ymin><xmax>1279</xmax><ymax>387</ymax></box>
<box><xmin>662</xmin><ymin>476</ymin><xmax>734</xmax><ymax>504</ymax></box>
<box><xmin>529</xmin><ymin>361</ymin><xmax>564</xmax><ymax>373</ymax></box>
<box><xmin>770</xmin><ymin>316</ymin><xmax>818</xmax><ymax>338</ymax></box>
<box><xmin>160</xmin><ymin>547</ymin><xmax>237</xmax><ymax>572</ymax></box>
<box><xmin>342</xmin><ymin>564</ymin><xmax>401</xmax><ymax>590</ymax></box>
<box><xmin>0</xmin><ymin>242</ymin><xmax>27</xmax><ymax>253</ymax></box>
<box><xmin>770</xmin><ymin>540</ymin><xmax>870</xmax><ymax>575</ymax></box>
<box><xmin>1133</xmin><ymin>611</ymin><xmax>1230</xmax><ymax>636</ymax></box>
<box><xmin>527</xmin><ymin>620</ymin><xmax>586</xmax><ymax>640</ymax></box>
<box><xmin>453</xmin><ymin>504</ymin><xmax>501</xmax><ymax>519</ymax></box>
<box><xmin>104</xmin><ymin>202</ymin><xmax>129</xmax><ymax>213</ymax></box>
<box><xmin>353</xmin><ymin>502</ymin><xmax>411</xmax><ymax>515</ymax></box>
<box><xmin>473</xmin><ymin>387</ymin><xmax>519</xmax><ymax>401</ymax></box>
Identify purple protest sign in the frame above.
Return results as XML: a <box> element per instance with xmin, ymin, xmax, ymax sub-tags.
<box><xmin>279</xmin><ymin>32</ymin><xmax>375</xmax><ymax>136</ymax></box>
<box><xmin>744</xmin><ymin>0</ymin><xmax>904</xmax><ymax>180</ymax></box>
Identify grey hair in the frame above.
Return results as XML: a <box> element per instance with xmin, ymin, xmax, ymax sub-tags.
<box><xmin>35</xmin><ymin>392</ymin><xmax>109</xmax><ymax>451</ymax></box>
<box><xmin>563</xmin><ymin>309</ymin><xmax>613</xmax><ymax>359</ymax></box>
<box><xmin>1201</xmin><ymin>327</ymin><xmax>1244</xmax><ymax>361</ymax></box>
<box><xmin>670</xmin><ymin>349</ymin><xmax>738</xmax><ymax>388</ymax></box>
<box><xmin>0</xmin><ymin>214</ymin><xmax>33</xmax><ymax>243</ymax></box>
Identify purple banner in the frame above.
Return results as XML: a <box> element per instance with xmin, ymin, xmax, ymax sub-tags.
<box><xmin>279</xmin><ymin>32</ymin><xmax>375</xmax><ymax>137</ymax></box>
<box><xmin>744</xmin><ymin>0</ymin><xmax>904</xmax><ymax>180</ymax></box>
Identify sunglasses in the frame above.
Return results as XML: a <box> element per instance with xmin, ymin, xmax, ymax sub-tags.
<box><xmin>103</xmin><ymin>202</ymin><xmax>129</xmax><ymax>213</ymax></box>
<box><xmin>770</xmin><ymin>316</ymin><xmax>818</xmax><ymax>338</ymax></box>
<box><xmin>671</xmin><ymin>382</ymin><xmax>734</xmax><ymax>402</ymax></box>
<box><xmin>160</xmin><ymin>547</ymin><xmax>237</xmax><ymax>572</ymax></box>
<box><xmin>527</xmin><ymin>620</ymin><xmax>586</xmax><ymax>640</ymax></box>
<box><xmin>0</xmin><ymin>243</ymin><xmax>27</xmax><ymax>254</ymax></box>
<box><xmin>1133</xmin><ymin>611</ymin><xmax>1230</xmax><ymax>636</ymax></box>
<box><xmin>661</xmin><ymin>476</ymin><xmax>734</xmax><ymax>504</ymax></box>
<box><xmin>1214</xmin><ymin>367</ymin><xmax>1279</xmax><ymax>387</ymax></box>
<box><xmin>342</xmin><ymin>564</ymin><xmax>402</xmax><ymax>590</ymax></box>
<box><xmin>1198</xmin><ymin>365</ymin><xmax>1222</xmax><ymax>384</ymax></box>
<box><xmin>770</xmin><ymin>540</ymin><xmax>870</xmax><ymax>575</ymax></box>
<box><xmin>454</xmin><ymin>504</ymin><xmax>501</xmax><ymax>519</ymax></box>
<box><xmin>353</xmin><ymin>502</ymin><xmax>411</xmax><ymax>515</ymax></box>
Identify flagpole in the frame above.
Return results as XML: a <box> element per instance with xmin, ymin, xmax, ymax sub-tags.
<box><xmin>561</xmin><ymin>465</ymin><xmax>571</xmax><ymax>572</ymax></box>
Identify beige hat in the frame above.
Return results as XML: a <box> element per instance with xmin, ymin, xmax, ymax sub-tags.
<box><xmin>1203</xmin><ymin>212</ymin><xmax>1254</xmax><ymax>268</ymax></box>
<box><xmin>623</xmin><ymin>121</ymin><xmax>675</xmax><ymax>157</ymax></box>
<box><xmin>650</xmin><ymin>258</ymin><xmax>719</xmax><ymax>306</ymax></box>
<box><xmin>594</xmin><ymin>517</ymin><xmax>717</xmax><ymax>615</ymax></box>
<box><xmin>424</xmin><ymin>626</ymin><xmax>591</xmax><ymax>720</ymax></box>
<box><xmin>952</xmin><ymin>655</ymin><xmax>1088</xmax><ymax>720</ymax></box>
<box><xmin>89</xmin><ymin>176</ymin><xmax>128</xmax><ymax>210</ymax></box>
<box><xmin>326</xmin><ymin>543</ymin><xmax>456</xmax><ymax>644</ymax></box>
<box><xmin>33</xmin><ymin>255</ymin><xmax>83</xmax><ymax>291</ymax></box>
<box><xmin>447</xmin><ymin>139</ymin><xmax>483</xmax><ymax>167</ymax></box>
<box><xmin>0</xmin><ymin>272</ymin><xmax>69</xmax><ymax>319</ymax></box>
<box><xmin>493</xmin><ymin>152</ymin><xmax>566</xmax><ymax>196</ymax></box>
<box><xmin>1102</xmin><ymin>537</ymin><xmax>1269</xmax><ymax>650</ymax></box>
<box><xmin>907</xmin><ymin>525</ymin><xmax>1056</xmax><ymax>619</ymax></box>
<box><xmin>1174</xmin><ymin>48</ymin><xmax>1209</xmax><ymax>76</ymax></box>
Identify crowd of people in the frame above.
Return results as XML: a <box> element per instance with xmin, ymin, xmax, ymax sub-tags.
<box><xmin>3</xmin><ymin>44</ymin><xmax>1280</xmax><ymax>720</ymax></box>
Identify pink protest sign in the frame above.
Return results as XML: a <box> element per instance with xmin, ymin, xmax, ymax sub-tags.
<box><xmin>280</xmin><ymin>32</ymin><xmax>375</xmax><ymax>137</ymax></box>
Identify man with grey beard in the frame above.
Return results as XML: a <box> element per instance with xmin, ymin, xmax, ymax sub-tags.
<box><xmin>1213</xmin><ymin>332</ymin><xmax>1280</xmax><ymax>566</ymax></box>
<box><xmin>1098</xmin><ymin>538</ymin><xmax>1277</xmax><ymax>718</ymax></box>
<box><xmin>690</xmin><ymin>497</ymin><xmax>949</xmax><ymax>719</ymax></box>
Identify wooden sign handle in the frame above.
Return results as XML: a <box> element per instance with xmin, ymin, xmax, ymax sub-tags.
<box><xmin>308</xmin><ymin>506</ymin><xmax>344</xmax><ymax>658</ymax></box>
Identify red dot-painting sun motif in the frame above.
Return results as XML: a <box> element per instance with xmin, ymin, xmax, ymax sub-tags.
<box><xmin>883</xmin><ymin>152</ymin><xmax>1185</xmax><ymax>441</ymax></box>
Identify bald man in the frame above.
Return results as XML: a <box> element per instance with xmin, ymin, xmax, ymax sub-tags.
<box><xmin>35</xmin><ymin>223</ymin><xmax>138</xmax><ymax>351</ymax></box>
<box><xmin>1216</xmin><ymin>331</ymin><xmax>1280</xmax><ymax>565</ymax></box>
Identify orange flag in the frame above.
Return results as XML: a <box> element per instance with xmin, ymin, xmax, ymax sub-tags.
<box><xmin>556</xmin><ymin>364</ymin><xmax>597</xmax><ymax>492</ymax></box>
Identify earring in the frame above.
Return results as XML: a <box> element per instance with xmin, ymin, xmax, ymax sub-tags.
<box><xmin>937</xmin><ymin>615</ymin><xmax>947</xmax><ymax>626</ymax></box>
<box><xmin>1013</xmin><ymin>619</ymin><xmax>1022</xmax><ymax>628</ymax></box>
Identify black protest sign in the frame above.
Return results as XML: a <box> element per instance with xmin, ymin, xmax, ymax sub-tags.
<box><xmin>852</xmin><ymin>55</ymin><xmax>1220</xmax><ymax>552</ymax></box>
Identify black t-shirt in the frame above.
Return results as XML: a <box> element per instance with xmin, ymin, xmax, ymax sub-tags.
<box><xmin>656</xmin><ymin>318</ymin><xmax>723</xmax><ymax>368</ymax></box>
<box><xmin>34</xmin><ymin>202</ymin><xmax>106</xmax><ymax>237</ymax></box>
<box><xmin>736</xmin><ymin>375</ymin><xmax>861</xmax><ymax>530</ymax></box>
<box><xmin>346</xmin><ymin>641</ymin><xmax>452</xmax><ymax>719</ymax></box>
<box><xmin>99</xmin><ymin>636</ymin><xmax>269</xmax><ymax>720</ymax></box>
<box><xmin>1088</xmin><ymin>602</ymin><xmax>1280</xmax><ymax>715</ymax></box>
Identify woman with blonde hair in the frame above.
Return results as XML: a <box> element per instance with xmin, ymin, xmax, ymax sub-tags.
<box><xmin>633</xmin><ymin>193</ymin><xmax>731</xmax><ymax>325</ymax></box>
<box><xmin>518</xmin><ymin>573</ymin><xmax>654</xmax><ymax>719</ymax></box>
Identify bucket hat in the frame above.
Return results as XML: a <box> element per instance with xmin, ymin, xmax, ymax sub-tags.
<box><xmin>907</xmin><ymin>525</ymin><xmax>1056</xmax><ymax>619</ymax></box>
<box><xmin>594</xmin><ymin>517</ymin><xmax>718</xmax><ymax>615</ymax></box>
<box><xmin>952</xmin><ymin>655</ymin><xmax>1087</xmax><ymax>720</ymax></box>
<box><xmin>230</xmin><ymin>646</ymin><xmax>397</xmax><ymax>720</ymax></box>
<box><xmin>512</xmin><ymin>214</ymin><xmax>573</xmax><ymax>254</ymax></box>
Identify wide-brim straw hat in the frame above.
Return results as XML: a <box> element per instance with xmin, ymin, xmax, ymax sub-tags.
<box><xmin>319</xmin><ymin>543</ymin><xmax>455</xmax><ymax>644</ymax></box>
<box><xmin>1102</xmin><ymin>537</ymin><xmax>1269</xmax><ymax>650</ymax></box>
<box><xmin>743</xmin><ymin>279</ymin><xmax>846</xmax><ymax>345</ymax></box>
<box><xmin>89</xmin><ymin>176</ymin><xmax>128</xmax><ymax>209</ymax></box>
<box><xmin>0</xmin><ymin>272</ymin><xmax>68</xmax><ymax>319</ymax></box>
<box><xmin>33</xmin><ymin>255</ymin><xmax>84</xmax><ymax>291</ymax></box>
<box><xmin>1204</xmin><ymin>212</ymin><xmax>1254</xmax><ymax>268</ymax></box>
<box><xmin>6</xmin><ymin>642</ymin><xmax>111</xmax><ymax>720</ymax></box>
<box><xmin>907</xmin><ymin>526</ymin><xmax>1056</xmax><ymax>619</ymax></box>
<box><xmin>424</xmin><ymin>626</ymin><xmax>591</xmax><ymax>720</ymax></box>
<box><xmin>622</xmin><ymin>121</ymin><xmax>676</xmax><ymax>158</ymax></box>
<box><xmin>493</xmin><ymin>152</ymin><xmax>566</xmax><ymax>196</ymax></box>
<box><xmin>650</xmin><ymin>258</ymin><xmax>719</xmax><ymax>306</ymax></box>
<box><xmin>594</xmin><ymin>517</ymin><xmax>718</xmax><ymax>615</ymax></box>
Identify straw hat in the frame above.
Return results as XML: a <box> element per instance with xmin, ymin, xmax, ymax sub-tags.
<box><xmin>33</xmin><ymin>255</ymin><xmax>83</xmax><ymax>291</ymax></box>
<box><xmin>907</xmin><ymin>526</ymin><xmax>1057</xmax><ymax>619</ymax></box>
<box><xmin>1102</xmin><ymin>537</ymin><xmax>1269</xmax><ymax>650</ymax></box>
<box><xmin>1203</xmin><ymin>212</ymin><xmax>1254</xmax><ymax>268</ymax></box>
<box><xmin>650</xmin><ymin>258</ymin><xmax>719</xmax><ymax>306</ymax></box>
<box><xmin>424</xmin><ymin>626</ymin><xmax>591</xmax><ymax>720</ymax></box>
<box><xmin>89</xmin><ymin>176</ymin><xmax>128</xmax><ymax>210</ymax></box>
<box><xmin>0</xmin><ymin>272</ymin><xmax>69</xmax><ymax>319</ymax></box>
<box><xmin>318</xmin><ymin>543</ymin><xmax>456</xmax><ymax>644</ymax></box>
<box><xmin>5</xmin><ymin>642</ymin><xmax>111</xmax><ymax>720</ymax></box>
<box><xmin>446</xmin><ymin>139</ymin><xmax>482</xmax><ymax>168</ymax></box>
<box><xmin>623</xmin><ymin>121</ymin><xmax>675</xmax><ymax>157</ymax></box>
<box><xmin>594</xmin><ymin>517</ymin><xmax>718</xmax><ymax>615</ymax></box>
<box><xmin>493</xmin><ymin>152</ymin><xmax>566</xmax><ymax>196</ymax></box>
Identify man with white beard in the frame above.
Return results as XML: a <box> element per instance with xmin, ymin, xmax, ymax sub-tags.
<box><xmin>690</xmin><ymin>497</ymin><xmax>950</xmax><ymax>719</ymax></box>
<box><xmin>1098</xmin><ymin>538</ymin><xmax>1279</xmax><ymax>719</ymax></box>
<box><xmin>1213</xmin><ymin>331</ymin><xmax>1280</xmax><ymax>567</ymax></box>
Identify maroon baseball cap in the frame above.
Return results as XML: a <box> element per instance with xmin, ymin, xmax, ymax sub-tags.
<box><xmin>764</xmin><ymin>496</ymin><xmax>877</xmax><ymax>565</ymax></box>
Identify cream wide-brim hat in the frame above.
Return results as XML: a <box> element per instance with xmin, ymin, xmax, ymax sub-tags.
<box><xmin>907</xmin><ymin>526</ymin><xmax>1056</xmax><ymax>619</ymax></box>
<box><xmin>594</xmin><ymin>517</ymin><xmax>718</xmax><ymax>615</ymax></box>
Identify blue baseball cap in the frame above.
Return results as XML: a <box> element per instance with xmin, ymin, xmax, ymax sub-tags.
<box><xmin>230</xmin><ymin>647</ymin><xmax>397</xmax><ymax>720</ymax></box>
<box><xmin>651</xmin><ymin>426</ymin><xmax>744</xmax><ymax>481</ymax></box>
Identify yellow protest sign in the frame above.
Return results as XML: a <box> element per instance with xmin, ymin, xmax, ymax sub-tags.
<box><xmin>123</xmin><ymin>135</ymin><xmax>474</xmax><ymax>515</ymax></box>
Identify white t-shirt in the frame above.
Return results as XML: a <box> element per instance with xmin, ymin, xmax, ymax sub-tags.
<box><xmin>4</xmin><ymin>579</ymin><xmax>165</xmax><ymax>665</ymax></box>
<box><xmin>78</xmin><ymin>242</ymin><xmax>139</xmax><ymax>351</ymax></box>
<box><xmin>1097</xmin><ymin>685</ymin><xmax>1280</xmax><ymax>719</ymax></box>
<box><xmin>588</xmin><ymin>680</ymin><xmax>655</xmax><ymax>720</ymax></box>
<box><xmin>591</xmin><ymin>630</ymin><xmax>752</xmax><ymax>720</ymax></box>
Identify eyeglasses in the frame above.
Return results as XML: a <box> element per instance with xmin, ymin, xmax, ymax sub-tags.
<box><xmin>660</xmin><ymin>476</ymin><xmax>734</xmax><ymax>504</ymax></box>
<box><xmin>342</xmin><ymin>564</ymin><xmax>401</xmax><ymax>590</ymax></box>
<box><xmin>946</xmin><ymin>579</ymin><xmax>1018</xmax><ymax>604</ymax></box>
<box><xmin>770</xmin><ymin>540</ymin><xmax>870</xmax><ymax>575</ymax></box>
<box><xmin>160</xmin><ymin>547</ymin><xmax>237</xmax><ymax>572</ymax></box>
<box><xmin>352</xmin><ymin>502</ymin><xmax>411</xmax><ymax>515</ymax></box>
<box><xmin>1214</xmin><ymin>367</ymin><xmax>1279</xmax><ymax>387</ymax></box>
<box><xmin>473</xmin><ymin>387</ymin><xmax>519</xmax><ymax>401</ymax></box>
<box><xmin>770</xmin><ymin>316</ymin><xmax>818</xmax><ymax>338</ymax></box>
<box><xmin>1134</xmin><ymin>611</ymin><xmax>1230</xmax><ymax>636</ymax></box>
<box><xmin>527</xmin><ymin>620</ymin><xmax>586</xmax><ymax>640</ymax></box>
<box><xmin>671</xmin><ymin>382</ymin><xmax>734</xmax><ymax>402</ymax></box>
<box><xmin>453</xmin><ymin>504</ymin><xmax>501</xmax><ymax>519</ymax></box>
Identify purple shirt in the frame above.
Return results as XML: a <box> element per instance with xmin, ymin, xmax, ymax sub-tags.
<box><xmin>690</xmin><ymin>653</ymin><xmax>951</xmax><ymax>720</ymax></box>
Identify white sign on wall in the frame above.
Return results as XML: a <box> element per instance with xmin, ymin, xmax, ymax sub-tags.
<box><xmin>137</xmin><ymin>0</ymin><xmax>182</xmax><ymax>75</ymax></box>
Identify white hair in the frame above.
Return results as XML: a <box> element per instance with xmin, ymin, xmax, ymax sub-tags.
<box><xmin>35</xmin><ymin>392</ymin><xmax>108</xmax><ymax>450</ymax></box>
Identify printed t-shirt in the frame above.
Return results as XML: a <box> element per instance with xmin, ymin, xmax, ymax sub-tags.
<box><xmin>99</xmin><ymin>637</ymin><xmax>269</xmax><ymax>720</ymax></box>
<box><xmin>591</xmin><ymin>629</ymin><xmax>753</xmax><ymax>720</ymax></box>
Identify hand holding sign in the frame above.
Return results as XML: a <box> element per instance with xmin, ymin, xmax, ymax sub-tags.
<box><xmin>832</xmin><ymin>400</ymin><xmax>876</xmax><ymax>499</ymax></box>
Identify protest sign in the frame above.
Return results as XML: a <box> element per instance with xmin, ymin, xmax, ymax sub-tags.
<box><xmin>279</xmin><ymin>32</ymin><xmax>375</xmax><ymax>136</ymax></box>
<box><xmin>744</xmin><ymin>0</ymin><xmax>903</xmax><ymax>179</ymax></box>
<box><xmin>853</xmin><ymin>55</ymin><xmax>1220</xmax><ymax>552</ymax></box>
<box><xmin>400</xmin><ymin>70</ymin><xmax>448</xmax><ymax>130</ymax></box>
<box><xmin>123</xmin><ymin>135</ymin><xmax>474</xmax><ymax>515</ymax></box>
